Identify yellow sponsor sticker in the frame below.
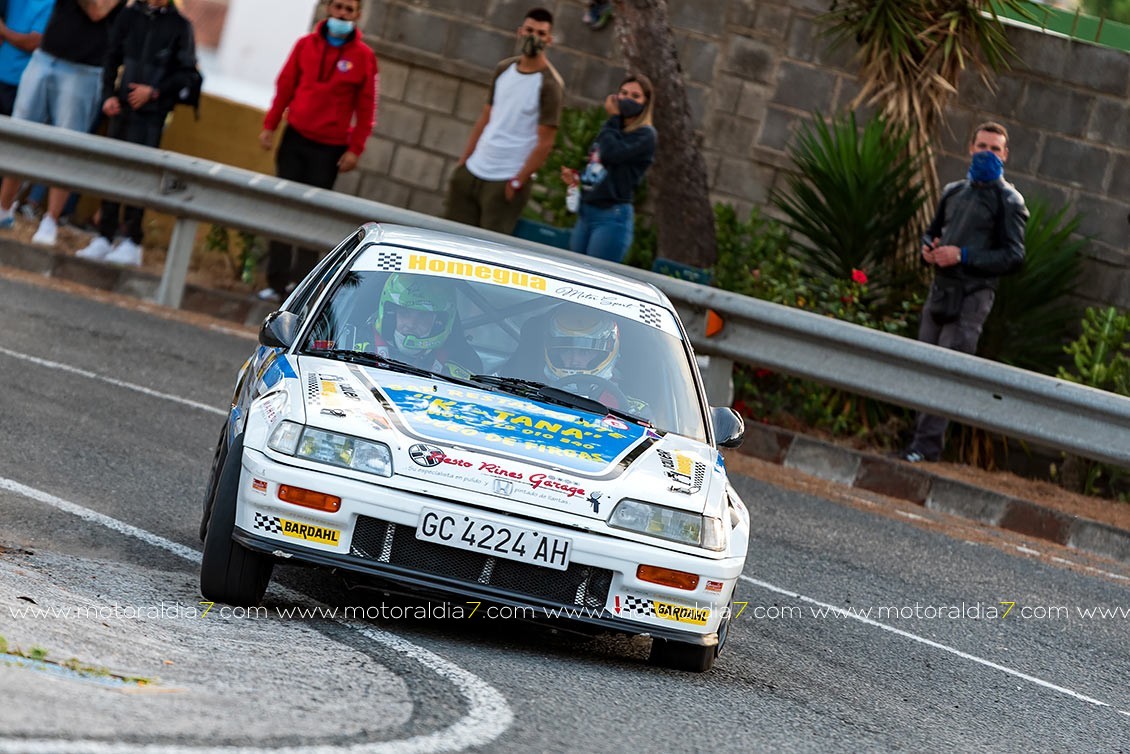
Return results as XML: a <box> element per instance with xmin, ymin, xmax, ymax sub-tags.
<box><xmin>653</xmin><ymin>600</ymin><xmax>711</xmax><ymax>626</ymax></box>
<box><xmin>279</xmin><ymin>517</ymin><xmax>341</xmax><ymax>546</ymax></box>
<box><xmin>407</xmin><ymin>254</ymin><xmax>547</xmax><ymax>291</ymax></box>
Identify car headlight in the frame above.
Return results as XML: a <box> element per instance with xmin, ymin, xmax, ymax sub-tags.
<box><xmin>268</xmin><ymin>421</ymin><xmax>392</xmax><ymax>477</ymax></box>
<box><xmin>609</xmin><ymin>499</ymin><xmax>726</xmax><ymax>551</ymax></box>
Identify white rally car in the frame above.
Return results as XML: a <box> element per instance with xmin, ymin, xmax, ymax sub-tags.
<box><xmin>199</xmin><ymin>223</ymin><xmax>748</xmax><ymax>671</ymax></box>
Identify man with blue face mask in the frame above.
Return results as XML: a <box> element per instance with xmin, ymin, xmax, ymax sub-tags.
<box><xmin>898</xmin><ymin>121</ymin><xmax>1028</xmax><ymax>464</ymax></box>
<box><xmin>256</xmin><ymin>0</ymin><xmax>378</xmax><ymax>302</ymax></box>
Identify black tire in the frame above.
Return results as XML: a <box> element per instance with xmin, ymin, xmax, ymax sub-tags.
<box><xmin>199</xmin><ymin>423</ymin><xmax>229</xmax><ymax>542</ymax></box>
<box><xmin>199</xmin><ymin>433</ymin><xmax>274</xmax><ymax>606</ymax></box>
<box><xmin>648</xmin><ymin>637</ymin><xmax>717</xmax><ymax>673</ymax></box>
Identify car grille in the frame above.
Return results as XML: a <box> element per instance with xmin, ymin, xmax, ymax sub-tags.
<box><xmin>350</xmin><ymin>515</ymin><xmax>612</xmax><ymax>609</ymax></box>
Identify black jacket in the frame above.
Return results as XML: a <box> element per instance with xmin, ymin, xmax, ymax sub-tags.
<box><xmin>579</xmin><ymin>116</ymin><xmax>656</xmax><ymax>208</ymax></box>
<box><xmin>101</xmin><ymin>2</ymin><xmax>195</xmax><ymax>114</ymax></box>
<box><xmin>926</xmin><ymin>176</ymin><xmax>1028</xmax><ymax>290</ymax></box>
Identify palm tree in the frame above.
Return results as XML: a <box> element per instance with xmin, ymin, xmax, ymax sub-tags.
<box><xmin>821</xmin><ymin>0</ymin><xmax>1033</xmax><ymax>262</ymax></box>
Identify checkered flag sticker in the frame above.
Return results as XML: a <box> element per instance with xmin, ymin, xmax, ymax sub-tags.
<box><xmin>254</xmin><ymin>512</ymin><xmax>281</xmax><ymax>534</ymax></box>
<box><xmin>638</xmin><ymin>304</ymin><xmax>662</xmax><ymax>329</ymax></box>
<box><xmin>374</xmin><ymin>251</ymin><xmax>403</xmax><ymax>271</ymax></box>
<box><xmin>618</xmin><ymin>594</ymin><xmax>655</xmax><ymax>617</ymax></box>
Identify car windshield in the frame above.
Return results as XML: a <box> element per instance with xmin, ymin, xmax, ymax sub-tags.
<box><xmin>299</xmin><ymin>245</ymin><xmax>708</xmax><ymax>442</ymax></box>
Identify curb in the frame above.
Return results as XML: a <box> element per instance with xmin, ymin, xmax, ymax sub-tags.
<box><xmin>0</xmin><ymin>237</ymin><xmax>275</xmax><ymax>329</ymax></box>
<box><xmin>739</xmin><ymin>422</ymin><xmax>1130</xmax><ymax>566</ymax></box>
<box><xmin>4</xmin><ymin>236</ymin><xmax>1128</xmax><ymax>567</ymax></box>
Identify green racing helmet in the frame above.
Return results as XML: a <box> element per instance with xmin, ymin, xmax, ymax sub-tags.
<box><xmin>375</xmin><ymin>273</ymin><xmax>455</xmax><ymax>355</ymax></box>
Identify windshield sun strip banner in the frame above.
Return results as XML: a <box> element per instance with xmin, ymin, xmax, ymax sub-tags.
<box><xmin>350</xmin><ymin>246</ymin><xmax>680</xmax><ymax>337</ymax></box>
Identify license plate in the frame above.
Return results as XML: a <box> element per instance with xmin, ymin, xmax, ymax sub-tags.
<box><xmin>416</xmin><ymin>508</ymin><xmax>572</xmax><ymax>571</ymax></box>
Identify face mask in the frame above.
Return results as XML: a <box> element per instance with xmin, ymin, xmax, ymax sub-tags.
<box><xmin>618</xmin><ymin>98</ymin><xmax>645</xmax><ymax>119</ymax></box>
<box><xmin>968</xmin><ymin>150</ymin><xmax>1003</xmax><ymax>183</ymax></box>
<box><xmin>326</xmin><ymin>17</ymin><xmax>355</xmax><ymax>37</ymax></box>
<box><xmin>520</xmin><ymin>34</ymin><xmax>546</xmax><ymax>57</ymax></box>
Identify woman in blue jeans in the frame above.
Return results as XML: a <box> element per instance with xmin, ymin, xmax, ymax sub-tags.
<box><xmin>563</xmin><ymin>74</ymin><xmax>656</xmax><ymax>263</ymax></box>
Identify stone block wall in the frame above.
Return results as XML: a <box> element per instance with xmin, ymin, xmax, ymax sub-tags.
<box><xmin>342</xmin><ymin>0</ymin><xmax>1130</xmax><ymax>311</ymax></box>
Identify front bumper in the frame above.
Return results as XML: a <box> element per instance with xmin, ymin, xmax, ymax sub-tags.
<box><xmin>234</xmin><ymin>448</ymin><xmax>744</xmax><ymax>641</ymax></box>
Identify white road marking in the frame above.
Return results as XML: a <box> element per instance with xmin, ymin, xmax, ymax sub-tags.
<box><xmin>1081</xmin><ymin>564</ymin><xmax>1130</xmax><ymax>581</ymax></box>
<box><xmin>895</xmin><ymin>510</ymin><xmax>926</xmax><ymax>522</ymax></box>
<box><xmin>1014</xmin><ymin>545</ymin><xmax>1041</xmax><ymax>556</ymax></box>
<box><xmin>739</xmin><ymin>574</ymin><xmax>1128</xmax><ymax>716</ymax></box>
<box><xmin>208</xmin><ymin>323</ymin><xmax>257</xmax><ymax>340</ymax></box>
<box><xmin>0</xmin><ymin>477</ymin><xmax>513</xmax><ymax>753</ymax></box>
<box><xmin>0</xmin><ymin>345</ymin><xmax>226</xmax><ymax>417</ymax></box>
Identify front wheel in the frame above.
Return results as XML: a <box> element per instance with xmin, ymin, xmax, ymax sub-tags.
<box><xmin>648</xmin><ymin>637</ymin><xmax>717</xmax><ymax>673</ymax></box>
<box><xmin>199</xmin><ymin>433</ymin><xmax>274</xmax><ymax>606</ymax></box>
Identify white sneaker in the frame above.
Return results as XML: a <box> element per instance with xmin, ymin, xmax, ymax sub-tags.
<box><xmin>76</xmin><ymin>236</ymin><xmax>114</xmax><ymax>260</ymax></box>
<box><xmin>105</xmin><ymin>238</ymin><xmax>142</xmax><ymax>266</ymax></box>
<box><xmin>31</xmin><ymin>215</ymin><xmax>58</xmax><ymax>246</ymax></box>
<box><xmin>257</xmin><ymin>287</ymin><xmax>282</xmax><ymax>302</ymax></box>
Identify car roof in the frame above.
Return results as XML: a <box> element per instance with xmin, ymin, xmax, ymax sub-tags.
<box><xmin>359</xmin><ymin>223</ymin><xmax>671</xmax><ymax>308</ymax></box>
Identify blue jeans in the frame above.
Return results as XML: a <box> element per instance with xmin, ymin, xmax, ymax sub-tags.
<box><xmin>570</xmin><ymin>202</ymin><xmax>633</xmax><ymax>263</ymax></box>
<box><xmin>12</xmin><ymin>49</ymin><xmax>103</xmax><ymax>132</ymax></box>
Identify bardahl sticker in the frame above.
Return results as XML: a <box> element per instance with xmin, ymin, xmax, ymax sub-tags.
<box><xmin>253</xmin><ymin>512</ymin><xmax>340</xmax><ymax>547</ymax></box>
<box><xmin>653</xmin><ymin>600</ymin><xmax>711</xmax><ymax>626</ymax></box>
<box><xmin>613</xmin><ymin>594</ymin><xmax>710</xmax><ymax>625</ymax></box>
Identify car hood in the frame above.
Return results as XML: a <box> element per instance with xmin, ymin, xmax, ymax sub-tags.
<box><xmin>292</xmin><ymin>358</ymin><xmax>724</xmax><ymax>522</ymax></box>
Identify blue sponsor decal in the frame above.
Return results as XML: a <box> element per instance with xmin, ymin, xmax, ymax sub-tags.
<box><xmin>258</xmin><ymin>349</ymin><xmax>296</xmax><ymax>390</ymax></box>
<box><xmin>379</xmin><ymin>381</ymin><xmax>646</xmax><ymax>475</ymax></box>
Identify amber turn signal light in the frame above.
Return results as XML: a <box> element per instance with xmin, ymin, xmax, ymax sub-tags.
<box><xmin>278</xmin><ymin>484</ymin><xmax>342</xmax><ymax>512</ymax></box>
<box><xmin>705</xmin><ymin>309</ymin><xmax>724</xmax><ymax>337</ymax></box>
<box><xmin>637</xmin><ymin>564</ymin><xmax>700</xmax><ymax>591</ymax></box>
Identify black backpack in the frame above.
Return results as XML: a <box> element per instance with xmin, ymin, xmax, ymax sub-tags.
<box><xmin>175</xmin><ymin>65</ymin><xmax>204</xmax><ymax>119</ymax></box>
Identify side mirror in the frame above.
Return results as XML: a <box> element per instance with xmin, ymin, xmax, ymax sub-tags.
<box><xmin>711</xmin><ymin>406</ymin><xmax>745</xmax><ymax>449</ymax></box>
<box><xmin>259</xmin><ymin>310</ymin><xmax>300</xmax><ymax>349</ymax></box>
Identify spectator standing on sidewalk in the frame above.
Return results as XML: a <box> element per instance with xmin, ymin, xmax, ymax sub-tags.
<box><xmin>444</xmin><ymin>7</ymin><xmax>562</xmax><ymax>235</ymax></box>
<box><xmin>74</xmin><ymin>0</ymin><xmax>196</xmax><ymax>266</ymax></box>
<box><xmin>257</xmin><ymin>0</ymin><xmax>378</xmax><ymax>302</ymax></box>
<box><xmin>582</xmin><ymin>1</ymin><xmax>611</xmax><ymax>30</ymax></box>
<box><xmin>897</xmin><ymin>122</ymin><xmax>1027</xmax><ymax>464</ymax></box>
<box><xmin>0</xmin><ymin>0</ymin><xmax>55</xmax><ymax>116</ymax></box>
<box><xmin>0</xmin><ymin>0</ymin><xmax>124</xmax><ymax>245</ymax></box>
<box><xmin>561</xmin><ymin>74</ymin><xmax>655</xmax><ymax>263</ymax></box>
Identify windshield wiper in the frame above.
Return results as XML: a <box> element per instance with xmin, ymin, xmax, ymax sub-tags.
<box><xmin>305</xmin><ymin>348</ymin><xmax>479</xmax><ymax>387</ymax></box>
<box><xmin>470</xmin><ymin>375</ymin><xmax>650</xmax><ymax>427</ymax></box>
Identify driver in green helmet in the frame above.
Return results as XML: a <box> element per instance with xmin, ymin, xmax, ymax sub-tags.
<box><xmin>372</xmin><ymin>273</ymin><xmax>482</xmax><ymax>378</ymax></box>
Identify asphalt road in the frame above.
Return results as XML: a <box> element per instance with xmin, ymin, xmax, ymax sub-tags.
<box><xmin>0</xmin><ymin>274</ymin><xmax>1127</xmax><ymax>753</ymax></box>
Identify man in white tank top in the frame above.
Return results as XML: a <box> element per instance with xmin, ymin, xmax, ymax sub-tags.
<box><xmin>444</xmin><ymin>7</ymin><xmax>563</xmax><ymax>234</ymax></box>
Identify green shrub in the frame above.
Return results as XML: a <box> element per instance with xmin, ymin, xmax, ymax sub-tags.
<box><xmin>772</xmin><ymin>111</ymin><xmax>927</xmax><ymax>291</ymax></box>
<box><xmin>1051</xmin><ymin>306</ymin><xmax>1130</xmax><ymax>498</ymax></box>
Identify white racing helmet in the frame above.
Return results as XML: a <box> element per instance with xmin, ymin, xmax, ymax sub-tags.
<box><xmin>543</xmin><ymin>305</ymin><xmax>620</xmax><ymax>380</ymax></box>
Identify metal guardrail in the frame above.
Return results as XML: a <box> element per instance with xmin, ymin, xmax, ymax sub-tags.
<box><xmin>2</xmin><ymin>116</ymin><xmax>1129</xmax><ymax>468</ymax></box>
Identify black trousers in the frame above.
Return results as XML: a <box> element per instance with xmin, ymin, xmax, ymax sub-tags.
<box><xmin>99</xmin><ymin>109</ymin><xmax>167</xmax><ymax>243</ymax></box>
<box><xmin>266</xmin><ymin>126</ymin><xmax>347</xmax><ymax>292</ymax></box>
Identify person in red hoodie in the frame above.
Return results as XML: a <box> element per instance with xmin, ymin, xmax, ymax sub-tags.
<box><xmin>257</xmin><ymin>0</ymin><xmax>377</xmax><ymax>301</ymax></box>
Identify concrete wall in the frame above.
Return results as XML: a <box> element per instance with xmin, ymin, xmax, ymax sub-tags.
<box><xmin>331</xmin><ymin>0</ymin><xmax>1130</xmax><ymax>310</ymax></box>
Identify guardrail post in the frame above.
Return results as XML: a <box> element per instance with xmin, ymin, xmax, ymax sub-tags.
<box><xmin>697</xmin><ymin>355</ymin><xmax>734</xmax><ymax>407</ymax></box>
<box><xmin>155</xmin><ymin>217</ymin><xmax>198</xmax><ymax>309</ymax></box>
